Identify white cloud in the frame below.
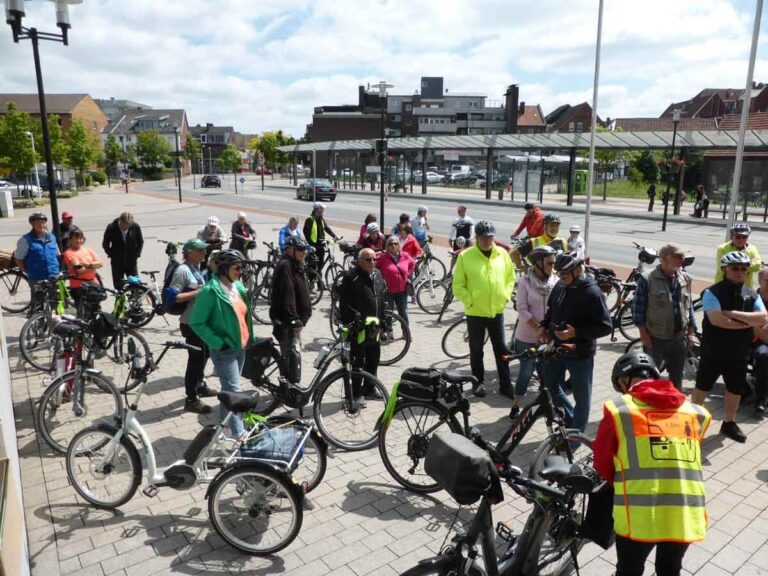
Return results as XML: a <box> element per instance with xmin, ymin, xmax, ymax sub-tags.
<box><xmin>0</xmin><ymin>0</ymin><xmax>766</xmax><ymax>136</ymax></box>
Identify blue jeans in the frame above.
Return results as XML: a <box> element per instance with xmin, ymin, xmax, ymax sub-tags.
<box><xmin>210</xmin><ymin>348</ymin><xmax>245</xmax><ymax>437</ymax></box>
<box><xmin>387</xmin><ymin>292</ymin><xmax>409</xmax><ymax>325</ymax></box>
<box><xmin>541</xmin><ymin>355</ymin><xmax>594</xmax><ymax>432</ymax></box>
<box><xmin>514</xmin><ymin>339</ymin><xmax>537</xmax><ymax>398</ymax></box>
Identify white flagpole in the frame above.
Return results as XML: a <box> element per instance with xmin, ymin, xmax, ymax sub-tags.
<box><xmin>583</xmin><ymin>0</ymin><xmax>604</xmax><ymax>257</ymax></box>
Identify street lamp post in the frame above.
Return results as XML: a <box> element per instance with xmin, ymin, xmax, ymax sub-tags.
<box><xmin>5</xmin><ymin>0</ymin><xmax>83</xmax><ymax>243</ymax></box>
<box><xmin>661</xmin><ymin>109</ymin><xmax>681</xmax><ymax>232</ymax></box>
<box><xmin>24</xmin><ymin>130</ymin><xmax>41</xmax><ymax>198</ymax></box>
<box><xmin>373</xmin><ymin>80</ymin><xmax>393</xmax><ymax>229</ymax></box>
<box><xmin>173</xmin><ymin>125</ymin><xmax>182</xmax><ymax>203</ymax></box>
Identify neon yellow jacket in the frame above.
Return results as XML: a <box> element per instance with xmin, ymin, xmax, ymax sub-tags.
<box><xmin>453</xmin><ymin>245</ymin><xmax>516</xmax><ymax>318</ymax></box>
<box><xmin>714</xmin><ymin>242</ymin><xmax>761</xmax><ymax>288</ymax></box>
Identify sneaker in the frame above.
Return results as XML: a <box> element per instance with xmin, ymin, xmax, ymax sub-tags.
<box><xmin>185</xmin><ymin>398</ymin><xmax>212</xmax><ymax>415</ymax></box>
<box><xmin>756</xmin><ymin>399</ymin><xmax>768</xmax><ymax>416</ymax></box>
<box><xmin>721</xmin><ymin>421</ymin><xmax>747</xmax><ymax>443</ymax></box>
<box><xmin>472</xmin><ymin>382</ymin><xmax>487</xmax><ymax>398</ymax></box>
<box><xmin>197</xmin><ymin>384</ymin><xmax>218</xmax><ymax>398</ymax></box>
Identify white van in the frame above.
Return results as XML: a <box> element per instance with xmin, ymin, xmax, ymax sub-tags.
<box><xmin>450</xmin><ymin>165</ymin><xmax>471</xmax><ymax>176</ymax></box>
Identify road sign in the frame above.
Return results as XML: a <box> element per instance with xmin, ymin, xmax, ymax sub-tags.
<box><xmin>240</xmin><ymin>177</ymin><xmax>245</xmax><ymax>184</ymax></box>
<box><xmin>366</xmin><ymin>165</ymin><xmax>382</xmax><ymax>174</ymax></box>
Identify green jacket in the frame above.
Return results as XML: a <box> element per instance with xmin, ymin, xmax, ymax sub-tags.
<box><xmin>714</xmin><ymin>241</ymin><xmax>761</xmax><ymax>288</ymax></box>
<box><xmin>453</xmin><ymin>245</ymin><xmax>516</xmax><ymax>318</ymax></box>
<box><xmin>189</xmin><ymin>275</ymin><xmax>254</xmax><ymax>351</ymax></box>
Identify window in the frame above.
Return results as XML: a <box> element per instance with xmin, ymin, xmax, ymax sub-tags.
<box><xmin>568</xmin><ymin>122</ymin><xmax>575</xmax><ymax>133</ymax></box>
<box><xmin>405</xmin><ymin>104</ymin><xmax>412</xmax><ymax>112</ymax></box>
<box><xmin>200</xmin><ymin>135</ymin><xmax>207</xmax><ymax>143</ymax></box>
<box><xmin>576</xmin><ymin>122</ymin><xmax>584</xmax><ymax>132</ymax></box>
<box><xmin>528</xmin><ymin>128</ymin><xmax>535</xmax><ymax>134</ymax></box>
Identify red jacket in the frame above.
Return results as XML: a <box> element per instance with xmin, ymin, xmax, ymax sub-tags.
<box><xmin>400</xmin><ymin>234</ymin><xmax>422</xmax><ymax>259</ymax></box>
<box><xmin>361</xmin><ymin>232</ymin><xmax>386</xmax><ymax>252</ymax></box>
<box><xmin>377</xmin><ymin>251</ymin><xmax>415</xmax><ymax>294</ymax></box>
<box><xmin>593</xmin><ymin>379</ymin><xmax>686</xmax><ymax>484</ymax></box>
<box><xmin>513</xmin><ymin>207</ymin><xmax>544</xmax><ymax>238</ymax></box>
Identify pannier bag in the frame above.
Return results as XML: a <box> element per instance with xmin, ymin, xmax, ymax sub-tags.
<box><xmin>240</xmin><ymin>426</ymin><xmax>303</xmax><ymax>465</ymax></box>
<box><xmin>242</xmin><ymin>337</ymin><xmax>276</xmax><ymax>381</ymax></box>
<box><xmin>425</xmin><ymin>431</ymin><xmax>495</xmax><ymax>505</ymax></box>
<box><xmin>398</xmin><ymin>367</ymin><xmax>442</xmax><ymax>401</ymax></box>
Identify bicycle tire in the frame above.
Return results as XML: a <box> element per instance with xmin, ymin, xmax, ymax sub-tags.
<box><xmin>0</xmin><ymin>269</ymin><xmax>31</xmax><ymax>313</ymax></box>
<box><xmin>528</xmin><ymin>432</ymin><xmax>593</xmax><ymax>480</ymax></box>
<box><xmin>66</xmin><ymin>424</ymin><xmax>142</xmax><ymax>508</ymax></box>
<box><xmin>20</xmin><ymin>312</ymin><xmax>58</xmax><ymax>372</ymax></box>
<box><xmin>623</xmin><ymin>338</ymin><xmax>643</xmax><ymax>354</ymax></box>
<box><xmin>247</xmin><ymin>346</ymin><xmax>284</xmax><ymax>415</ymax></box>
<box><xmin>264</xmin><ymin>415</ymin><xmax>327</xmax><ymax>493</ymax></box>
<box><xmin>416</xmin><ymin>279</ymin><xmax>450</xmax><ymax>315</ymax></box>
<box><xmin>306</xmin><ymin>268</ymin><xmax>324</xmax><ymax>305</ymax></box>
<box><xmin>428</xmin><ymin>255</ymin><xmax>448</xmax><ymax>282</ymax></box>
<box><xmin>323</xmin><ymin>263</ymin><xmax>344</xmax><ymax>289</ymax></box>
<box><xmin>249</xmin><ymin>284</ymin><xmax>272</xmax><ymax>325</ymax></box>
<box><xmin>208</xmin><ymin>464</ymin><xmax>303</xmax><ymax>555</ymax></box>
<box><xmin>36</xmin><ymin>370</ymin><xmax>123</xmax><ymax>454</ymax></box>
<box><xmin>123</xmin><ymin>284</ymin><xmax>157</xmax><ymax>328</ymax></box>
<box><xmin>313</xmin><ymin>368</ymin><xmax>388</xmax><ymax>451</ymax></box>
<box><xmin>617</xmin><ymin>303</ymin><xmax>639</xmax><ymax>341</ymax></box>
<box><xmin>441</xmin><ymin>317</ymin><xmax>487</xmax><ymax>360</ymax></box>
<box><xmin>599</xmin><ymin>280</ymin><xmax>620</xmax><ymax>312</ymax></box>
<box><xmin>379</xmin><ymin>399</ymin><xmax>462</xmax><ymax>493</ymax></box>
<box><xmin>400</xmin><ymin>558</ymin><xmax>482</xmax><ymax>576</ymax></box>
<box><xmin>380</xmin><ymin>310</ymin><xmax>411</xmax><ymax>366</ymax></box>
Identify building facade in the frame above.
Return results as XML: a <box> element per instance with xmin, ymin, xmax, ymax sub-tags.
<box><xmin>189</xmin><ymin>123</ymin><xmax>236</xmax><ymax>174</ymax></box>
<box><xmin>0</xmin><ymin>93</ymin><xmax>108</xmax><ymax>137</ymax></box>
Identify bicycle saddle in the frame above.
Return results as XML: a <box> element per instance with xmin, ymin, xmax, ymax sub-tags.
<box><xmin>217</xmin><ymin>391</ymin><xmax>260</xmax><ymax>413</ymax></box>
<box><xmin>539</xmin><ymin>455</ymin><xmax>581</xmax><ymax>482</ymax></box>
<box><xmin>52</xmin><ymin>321</ymin><xmax>82</xmax><ymax>336</ymax></box>
<box><xmin>442</xmin><ymin>370</ymin><xmax>477</xmax><ymax>385</ymax></box>
<box><xmin>141</xmin><ymin>270</ymin><xmax>160</xmax><ymax>275</ymax></box>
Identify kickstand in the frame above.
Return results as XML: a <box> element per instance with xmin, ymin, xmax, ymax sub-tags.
<box><xmin>570</xmin><ymin>542</ymin><xmax>581</xmax><ymax>576</ymax></box>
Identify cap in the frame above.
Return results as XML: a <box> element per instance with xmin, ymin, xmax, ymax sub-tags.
<box><xmin>207</xmin><ymin>216</ymin><xmax>219</xmax><ymax>226</ymax></box>
<box><xmin>183</xmin><ymin>238</ymin><xmax>209</xmax><ymax>253</ymax></box>
<box><xmin>457</xmin><ymin>204</ymin><xmax>467</xmax><ymax>211</ymax></box>
<box><xmin>658</xmin><ymin>244</ymin><xmax>685</xmax><ymax>258</ymax></box>
<box><xmin>61</xmin><ymin>211</ymin><xmax>73</xmax><ymax>219</ymax></box>
<box><xmin>313</xmin><ymin>201</ymin><xmax>325</xmax><ymax>210</ymax></box>
<box><xmin>237</xmin><ymin>211</ymin><xmax>247</xmax><ymax>220</ymax></box>
<box><xmin>570</xmin><ymin>224</ymin><xmax>581</xmax><ymax>233</ymax></box>
<box><xmin>367</xmin><ymin>222</ymin><xmax>380</xmax><ymax>232</ymax></box>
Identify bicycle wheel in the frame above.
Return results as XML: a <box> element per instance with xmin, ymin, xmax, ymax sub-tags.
<box><xmin>428</xmin><ymin>256</ymin><xmax>447</xmax><ymax>282</ymax></box>
<box><xmin>416</xmin><ymin>279</ymin><xmax>449</xmax><ymax>315</ymax></box>
<box><xmin>0</xmin><ymin>269</ymin><xmax>31</xmax><ymax>313</ymax></box>
<box><xmin>617</xmin><ymin>303</ymin><xmax>639</xmax><ymax>341</ymax></box>
<box><xmin>249</xmin><ymin>285</ymin><xmax>272</xmax><ymax>325</ymax></box>
<box><xmin>380</xmin><ymin>311</ymin><xmax>411</xmax><ymax>366</ymax></box>
<box><xmin>441</xmin><ymin>317</ymin><xmax>472</xmax><ymax>360</ymax></box>
<box><xmin>247</xmin><ymin>346</ymin><xmax>284</xmax><ymax>415</ymax></box>
<box><xmin>123</xmin><ymin>284</ymin><xmax>157</xmax><ymax>328</ymax></box>
<box><xmin>379</xmin><ymin>400</ymin><xmax>461</xmax><ymax>493</ymax></box>
<box><xmin>20</xmin><ymin>312</ymin><xmax>58</xmax><ymax>372</ymax></box>
<box><xmin>528</xmin><ymin>432</ymin><xmax>593</xmax><ymax>480</ymax></box>
<box><xmin>104</xmin><ymin>328</ymin><xmax>153</xmax><ymax>392</ymax></box>
<box><xmin>598</xmin><ymin>280</ymin><xmax>620</xmax><ymax>312</ymax></box>
<box><xmin>306</xmin><ymin>268</ymin><xmax>324</xmax><ymax>305</ymax></box>
<box><xmin>400</xmin><ymin>558</ymin><xmax>482</xmax><ymax>576</ymax></box>
<box><xmin>36</xmin><ymin>370</ymin><xmax>123</xmax><ymax>454</ymax></box>
<box><xmin>623</xmin><ymin>338</ymin><xmax>643</xmax><ymax>354</ymax></box>
<box><xmin>313</xmin><ymin>368</ymin><xmax>388</xmax><ymax>451</ymax></box>
<box><xmin>328</xmin><ymin>296</ymin><xmax>341</xmax><ymax>341</ymax></box>
<box><xmin>265</xmin><ymin>416</ymin><xmax>327</xmax><ymax>493</ymax></box>
<box><xmin>208</xmin><ymin>464</ymin><xmax>303</xmax><ymax>555</ymax></box>
<box><xmin>324</xmin><ymin>263</ymin><xmax>344</xmax><ymax>289</ymax></box>
<box><xmin>66</xmin><ymin>425</ymin><xmax>142</xmax><ymax>508</ymax></box>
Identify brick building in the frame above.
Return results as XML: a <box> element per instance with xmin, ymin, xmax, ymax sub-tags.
<box><xmin>0</xmin><ymin>93</ymin><xmax>108</xmax><ymax>137</ymax></box>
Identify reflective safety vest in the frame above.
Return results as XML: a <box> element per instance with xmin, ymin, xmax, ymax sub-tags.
<box><xmin>310</xmin><ymin>218</ymin><xmax>319</xmax><ymax>243</ymax></box>
<box><xmin>604</xmin><ymin>394</ymin><xmax>711</xmax><ymax>543</ymax></box>
<box><xmin>530</xmin><ymin>234</ymin><xmax>566</xmax><ymax>253</ymax></box>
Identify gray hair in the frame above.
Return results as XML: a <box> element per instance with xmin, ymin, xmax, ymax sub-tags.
<box><xmin>759</xmin><ymin>267</ymin><xmax>768</xmax><ymax>282</ymax></box>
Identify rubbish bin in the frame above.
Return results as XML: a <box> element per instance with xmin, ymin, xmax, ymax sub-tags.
<box><xmin>0</xmin><ymin>190</ymin><xmax>13</xmax><ymax>218</ymax></box>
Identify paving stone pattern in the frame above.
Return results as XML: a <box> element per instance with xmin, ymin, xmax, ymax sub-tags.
<box><xmin>5</xmin><ymin>188</ymin><xmax>768</xmax><ymax>575</ymax></box>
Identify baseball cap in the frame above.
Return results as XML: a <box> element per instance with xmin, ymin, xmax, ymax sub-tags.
<box><xmin>658</xmin><ymin>244</ymin><xmax>685</xmax><ymax>258</ymax></box>
<box><xmin>62</xmin><ymin>211</ymin><xmax>73</xmax><ymax>219</ymax></box>
<box><xmin>183</xmin><ymin>238</ymin><xmax>209</xmax><ymax>253</ymax></box>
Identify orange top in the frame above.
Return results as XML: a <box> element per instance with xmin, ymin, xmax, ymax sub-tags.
<box><xmin>63</xmin><ymin>246</ymin><xmax>98</xmax><ymax>288</ymax></box>
<box><xmin>230</xmin><ymin>288</ymin><xmax>250</xmax><ymax>348</ymax></box>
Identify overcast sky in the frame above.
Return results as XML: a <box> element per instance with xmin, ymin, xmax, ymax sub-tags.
<box><xmin>2</xmin><ymin>0</ymin><xmax>768</xmax><ymax>137</ymax></box>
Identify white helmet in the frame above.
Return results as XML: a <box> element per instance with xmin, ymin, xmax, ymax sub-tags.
<box><xmin>207</xmin><ymin>216</ymin><xmax>219</xmax><ymax>226</ymax></box>
<box><xmin>367</xmin><ymin>222</ymin><xmax>380</xmax><ymax>233</ymax></box>
<box><xmin>454</xmin><ymin>236</ymin><xmax>467</xmax><ymax>249</ymax></box>
<box><xmin>313</xmin><ymin>202</ymin><xmax>325</xmax><ymax>211</ymax></box>
<box><xmin>237</xmin><ymin>211</ymin><xmax>247</xmax><ymax>220</ymax></box>
<box><xmin>570</xmin><ymin>225</ymin><xmax>582</xmax><ymax>233</ymax></box>
<box><xmin>720</xmin><ymin>250</ymin><xmax>751</xmax><ymax>268</ymax></box>
<box><xmin>418</xmin><ymin>205</ymin><xmax>428</xmax><ymax>213</ymax></box>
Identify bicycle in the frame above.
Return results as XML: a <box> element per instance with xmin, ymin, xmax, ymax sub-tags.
<box><xmin>440</xmin><ymin>314</ymin><xmax>488</xmax><ymax>360</ymax></box>
<box><xmin>66</xmin><ymin>340</ymin><xmax>314</xmax><ymax>556</ymax></box>
<box><xmin>0</xmin><ymin>253</ymin><xmax>32</xmax><ymax>313</ymax></box>
<box><xmin>316</xmin><ymin>237</ymin><xmax>346</xmax><ymax>287</ymax></box>
<box><xmin>244</xmin><ymin>320</ymin><xmax>390</xmax><ymax>451</ymax></box>
<box><xmin>400</xmin><ymin>431</ymin><xmax>599</xmax><ymax>576</ymax></box>
<box><xmin>378</xmin><ymin>344</ymin><xmax>592</xmax><ymax>494</ymax></box>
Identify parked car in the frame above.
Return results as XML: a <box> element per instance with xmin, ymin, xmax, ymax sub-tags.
<box><xmin>296</xmin><ymin>178</ymin><xmax>336</xmax><ymax>201</ymax></box>
<box><xmin>37</xmin><ymin>173</ymin><xmax>69</xmax><ymax>191</ymax></box>
<box><xmin>255</xmin><ymin>167</ymin><xmax>273</xmax><ymax>175</ymax></box>
<box><xmin>425</xmin><ymin>171</ymin><xmax>445</xmax><ymax>184</ymax></box>
<box><xmin>201</xmin><ymin>174</ymin><xmax>222</xmax><ymax>188</ymax></box>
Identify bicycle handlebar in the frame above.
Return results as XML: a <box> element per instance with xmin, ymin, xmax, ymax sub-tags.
<box><xmin>500</xmin><ymin>343</ymin><xmax>574</xmax><ymax>363</ymax></box>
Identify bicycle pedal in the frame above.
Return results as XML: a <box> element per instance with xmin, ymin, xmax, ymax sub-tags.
<box><xmin>142</xmin><ymin>485</ymin><xmax>160</xmax><ymax>498</ymax></box>
<box><xmin>495</xmin><ymin>522</ymin><xmax>515</xmax><ymax>542</ymax></box>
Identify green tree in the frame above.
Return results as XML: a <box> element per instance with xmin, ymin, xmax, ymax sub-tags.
<box><xmin>30</xmin><ymin>114</ymin><xmax>68</xmax><ymax>167</ymax></box>
<box><xmin>103</xmin><ymin>134</ymin><xmax>123</xmax><ymax>186</ymax></box>
<box><xmin>218</xmin><ymin>144</ymin><xmax>243</xmax><ymax>191</ymax></box>
<box><xmin>135</xmin><ymin>130</ymin><xmax>172</xmax><ymax>179</ymax></box>
<box><xmin>184</xmin><ymin>136</ymin><xmax>201</xmax><ymax>175</ymax></box>
<box><xmin>630</xmin><ymin>150</ymin><xmax>659</xmax><ymax>188</ymax></box>
<box><xmin>594</xmin><ymin>126</ymin><xmax>623</xmax><ymax>200</ymax></box>
<box><xmin>0</xmin><ymin>102</ymin><xmax>36</xmax><ymax>192</ymax></box>
<box><xmin>65</xmin><ymin>120</ymin><xmax>101</xmax><ymax>186</ymax></box>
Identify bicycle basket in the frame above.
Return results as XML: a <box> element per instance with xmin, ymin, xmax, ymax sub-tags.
<box><xmin>240</xmin><ymin>426</ymin><xmax>304</xmax><ymax>465</ymax></box>
<box><xmin>398</xmin><ymin>367</ymin><xmax>442</xmax><ymax>401</ymax></box>
<box><xmin>638</xmin><ymin>247</ymin><xmax>658</xmax><ymax>265</ymax></box>
<box><xmin>425</xmin><ymin>432</ymin><xmax>501</xmax><ymax>505</ymax></box>
<box><xmin>338</xmin><ymin>241</ymin><xmax>360</xmax><ymax>255</ymax></box>
<box><xmin>0</xmin><ymin>249</ymin><xmax>14</xmax><ymax>270</ymax></box>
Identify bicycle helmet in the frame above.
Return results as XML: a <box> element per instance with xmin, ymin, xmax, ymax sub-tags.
<box><xmin>731</xmin><ymin>223</ymin><xmax>751</xmax><ymax>237</ymax></box>
<box><xmin>312</xmin><ymin>201</ymin><xmax>325</xmax><ymax>211</ymax></box>
<box><xmin>554</xmin><ymin>251</ymin><xmax>583</xmax><ymax>273</ymax></box>
<box><xmin>367</xmin><ymin>222</ymin><xmax>380</xmax><ymax>233</ymax></box>
<box><xmin>529</xmin><ymin>245</ymin><xmax>557</xmax><ymax>264</ymax></box>
<box><xmin>213</xmin><ymin>249</ymin><xmax>247</xmax><ymax>273</ymax></box>
<box><xmin>454</xmin><ymin>236</ymin><xmax>467</xmax><ymax>250</ymax></box>
<box><xmin>720</xmin><ymin>250</ymin><xmax>751</xmax><ymax>268</ymax></box>
<box><xmin>570</xmin><ymin>224</ymin><xmax>582</xmax><ymax>233</ymax></box>
<box><xmin>207</xmin><ymin>216</ymin><xmax>219</xmax><ymax>226</ymax></box>
<box><xmin>28</xmin><ymin>211</ymin><xmax>47</xmax><ymax>223</ymax></box>
<box><xmin>543</xmin><ymin>214</ymin><xmax>561</xmax><ymax>224</ymax></box>
<box><xmin>417</xmin><ymin>205</ymin><xmax>428</xmax><ymax>213</ymax></box>
<box><xmin>524</xmin><ymin>202</ymin><xmax>536</xmax><ymax>210</ymax></box>
<box><xmin>284</xmin><ymin>235</ymin><xmax>309</xmax><ymax>250</ymax></box>
<box><xmin>611</xmin><ymin>351</ymin><xmax>660</xmax><ymax>391</ymax></box>
<box><xmin>474</xmin><ymin>221</ymin><xmax>496</xmax><ymax>237</ymax></box>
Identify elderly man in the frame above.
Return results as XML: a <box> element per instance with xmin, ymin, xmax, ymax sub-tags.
<box><xmin>338</xmin><ymin>247</ymin><xmax>387</xmax><ymax>403</ymax></box>
<box><xmin>633</xmin><ymin>244</ymin><xmax>696</xmax><ymax>390</ymax></box>
<box><xmin>102</xmin><ymin>211</ymin><xmax>144</xmax><ymax>288</ymax></box>
<box><xmin>715</xmin><ymin>223</ymin><xmax>761</xmax><ymax>288</ymax></box>
<box><xmin>694</xmin><ymin>251</ymin><xmax>768</xmax><ymax>443</ymax></box>
<box><xmin>16</xmin><ymin>212</ymin><xmax>60</xmax><ymax>282</ymax></box>
<box><xmin>453</xmin><ymin>220</ymin><xmax>516</xmax><ymax>398</ymax></box>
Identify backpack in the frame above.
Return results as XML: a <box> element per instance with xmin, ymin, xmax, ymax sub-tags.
<box><xmin>162</xmin><ymin>261</ymin><xmax>201</xmax><ymax>315</ymax></box>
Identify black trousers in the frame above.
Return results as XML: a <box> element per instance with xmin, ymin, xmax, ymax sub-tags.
<box><xmin>647</xmin><ymin>196</ymin><xmax>655</xmax><ymax>211</ymax></box>
<box><xmin>180</xmin><ymin>323</ymin><xmax>210</xmax><ymax>400</ymax></box>
<box><xmin>466</xmin><ymin>314</ymin><xmax>511</xmax><ymax>390</ymax></box>
<box><xmin>110</xmin><ymin>260</ymin><xmax>138</xmax><ymax>288</ymax></box>
<box><xmin>274</xmin><ymin>324</ymin><xmax>302</xmax><ymax>385</ymax></box>
<box><xmin>615</xmin><ymin>535</ymin><xmax>689</xmax><ymax>576</ymax></box>
<box><xmin>350</xmin><ymin>341</ymin><xmax>380</xmax><ymax>396</ymax></box>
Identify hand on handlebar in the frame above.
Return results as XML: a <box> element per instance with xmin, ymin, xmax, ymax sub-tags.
<box><xmin>554</xmin><ymin>324</ymin><xmax>576</xmax><ymax>341</ymax></box>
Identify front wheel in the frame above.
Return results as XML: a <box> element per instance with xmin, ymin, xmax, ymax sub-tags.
<box><xmin>324</xmin><ymin>263</ymin><xmax>344</xmax><ymax>288</ymax></box>
<box><xmin>380</xmin><ymin>310</ymin><xmax>411</xmax><ymax>366</ymax></box>
<box><xmin>441</xmin><ymin>317</ymin><xmax>487</xmax><ymax>360</ymax></box>
<box><xmin>617</xmin><ymin>303</ymin><xmax>639</xmax><ymax>341</ymax></box>
<box><xmin>400</xmin><ymin>557</ymin><xmax>483</xmax><ymax>576</ymax></box>
<box><xmin>249</xmin><ymin>284</ymin><xmax>272</xmax><ymax>325</ymax></box>
<box><xmin>313</xmin><ymin>368</ymin><xmax>388</xmax><ymax>451</ymax></box>
<box><xmin>123</xmin><ymin>284</ymin><xmax>157</xmax><ymax>328</ymax></box>
<box><xmin>66</xmin><ymin>425</ymin><xmax>142</xmax><ymax>508</ymax></box>
<box><xmin>208</xmin><ymin>464</ymin><xmax>303</xmax><ymax>555</ymax></box>
<box><xmin>20</xmin><ymin>312</ymin><xmax>58</xmax><ymax>372</ymax></box>
<box><xmin>0</xmin><ymin>269</ymin><xmax>31</xmax><ymax>313</ymax></box>
<box><xmin>416</xmin><ymin>279</ymin><xmax>449</xmax><ymax>315</ymax></box>
<box><xmin>306</xmin><ymin>268</ymin><xmax>324</xmax><ymax>305</ymax></box>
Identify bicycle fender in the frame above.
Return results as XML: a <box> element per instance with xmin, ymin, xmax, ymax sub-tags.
<box><xmin>380</xmin><ymin>381</ymin><xmax>401</xmax><ymax>426</ymax></box>
<box><xmin>205</xmin><ymin>460</ymin><xmax>305</xmax><ymax>502</ymax></box>
<box><xmin>408</xmin><ymin>556</ymin><xmax>482</xmax><ymax>575</ymax></box>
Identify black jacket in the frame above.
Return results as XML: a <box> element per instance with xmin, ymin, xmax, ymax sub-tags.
<box><xmin>543</xmin><ymin>275</ymin><xmax>612</xmax><ymax>358</ymax></box>
<box><xmin>269</xmin><ymin>256</ymin><xmax>312</xmax><ymax>327</ymax></box>
<box><xmin>702</xmin><ymin>280</ymin><xmax>757</xmax><ymax>360</ymax></box>
<box><xmin>230</xmin><ymin>221</ymin><xmax>256</xmax><ymax>253</ymax></box>
<box><xmin>303</xmin><ymin>215</ymin><xmax>336</xmax><ymax>247</ymax></box>
<box><xmin>102</xmin><ymin>219</ymin><xmax>143</xmax><ymax>266</ymax></box>
<box><xmin>338</xmin><ymin>265</ymin><xmax>387</xmax><ymax>327</ymax></box>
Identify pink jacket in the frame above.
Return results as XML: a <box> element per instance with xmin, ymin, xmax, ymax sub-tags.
<box><xmin>514</xmin><ymin>273</ymin><xmax>558</xmax><ymax>344</ymax></box>
<box><xmin>377</xmin><ymin>252</ymin><xmax>415</xmax><ymax>294</ymax></box>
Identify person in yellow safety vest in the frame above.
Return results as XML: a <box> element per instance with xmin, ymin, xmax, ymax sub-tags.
<box><xmin>510</xmin><ymin>213</ymin><xmax>567</xmax><ymax>273</ymax></box>
<box><xmin>593</xmin><ymin>351</ymin><xmax>711</xmax><ymax>576</ymax></box>
<box><xmin>303</xmin><ymin>202</ymin><xmax>338</xmax><ymax>288</ymax></box>
<box><xmin>714</xmin><ymin>223</ymin><xmax>761</xmax><ymax>288</ymax></box>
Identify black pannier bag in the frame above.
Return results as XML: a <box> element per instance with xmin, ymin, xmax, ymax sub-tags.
<box><xmin>242</xmin><ymin>337</ymin><xmax>276</xmax><ymax>381</ymax></box>
<box><xmin>398</xmin><ymin>367</ymin><xmax>442</xmax><ymax>401</ymax></box>
<box><xmin>425</xmin><ymin>431</ymin><xmax>496</xmax><ymax>505</ymax></box>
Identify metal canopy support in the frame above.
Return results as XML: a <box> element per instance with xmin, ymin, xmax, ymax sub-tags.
<box><xmin>485</xmin><ymin>147</ymin><xmax>493</xmax><ymax>200</ymax></box>
<box><xmin>584</xmin><ymin>0</ymin><xmax>604</xmax><ymax>258</ymax></box>
<box><xmin>421</xmin><ymin>148</ymin><xmax>427</xmax><ymax>195</ymax></box>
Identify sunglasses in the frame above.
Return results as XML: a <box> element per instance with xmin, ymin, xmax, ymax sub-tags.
<box><xmin>362</xmin><ymin>257</ymin><xmax>376</xmax><ymax>262</ymax></box>
<box><xmin>735</xmin><ymin>234</ymin><xmax>749</xmax><ymax>239</ymax></box>
<box><xmin>730</xmin><ymin>266</ymin><xmax>749</xmax><ymax>272</ymax></box>
<box><xmin>232</xmin><ymin>265</ymin><xmax>243</xmax><ymax>272</ymax></box>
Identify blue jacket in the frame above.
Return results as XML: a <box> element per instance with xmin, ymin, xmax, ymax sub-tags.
<box><xmin>278</xmin><ymin>225</ymin><xmax>308</xmax><ymax>253</ymax></box>
<box><xmin>24</xmin><ymin>232</ymin><xmax>60</xmax><ymax>281</ymax></box>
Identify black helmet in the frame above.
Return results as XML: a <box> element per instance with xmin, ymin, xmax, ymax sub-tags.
<box><xmin>523</xmin><ymin>202</ymin><xmax>536</xmax><ymax>210</ymax></box>
<box><xmin>475</xmin><ymin>220</ymin><xmax>496</xmax><ymax>237</ymax></box>
<box><xmin>28</xmin><ymin>211</ymin><xmax>48</xmax><ymax>223</ymax></box>
<box><xmin>731</xmin><ymin>223</ymin><xmax>751</xmax><ymax>236</ymax></box>
<box><xmin>611</xmin><ymin>351</ymin><xmax>660</xmax><ymax>390</ymax></box>
<box><xmin>543</xmin><ymin>214</ymin><xmax>561</xmax><ymax>224</ymax></box>
<box><xmin>554</xmin><ymin>251</ymin><xmax>583</xmax><ymax>273</ymax></box>
<box><xmin>284</xmin><ymin>235</ymin><xmax>309</xmax><ymax>250</ymax></box>
<box><xmin>529</xmin><ymin>245</ymin><xmax>557</xmax><ymax>264</ymax></box>
<box><xmin>213</xmin><ymin>249</ymin><xmax>246</xmax><ymax>273</ymax></box>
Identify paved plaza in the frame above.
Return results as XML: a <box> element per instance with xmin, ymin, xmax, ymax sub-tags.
<box><xmin>4</xmin><ymin>186</ymin><xmax>768</xmax><ymax>575</ymax></box>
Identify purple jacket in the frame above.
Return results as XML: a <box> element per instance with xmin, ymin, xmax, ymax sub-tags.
<box><xmin>515</xmin><ymin>273</ymin><xmax>558</xmax><ymax>344</ymax></box>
